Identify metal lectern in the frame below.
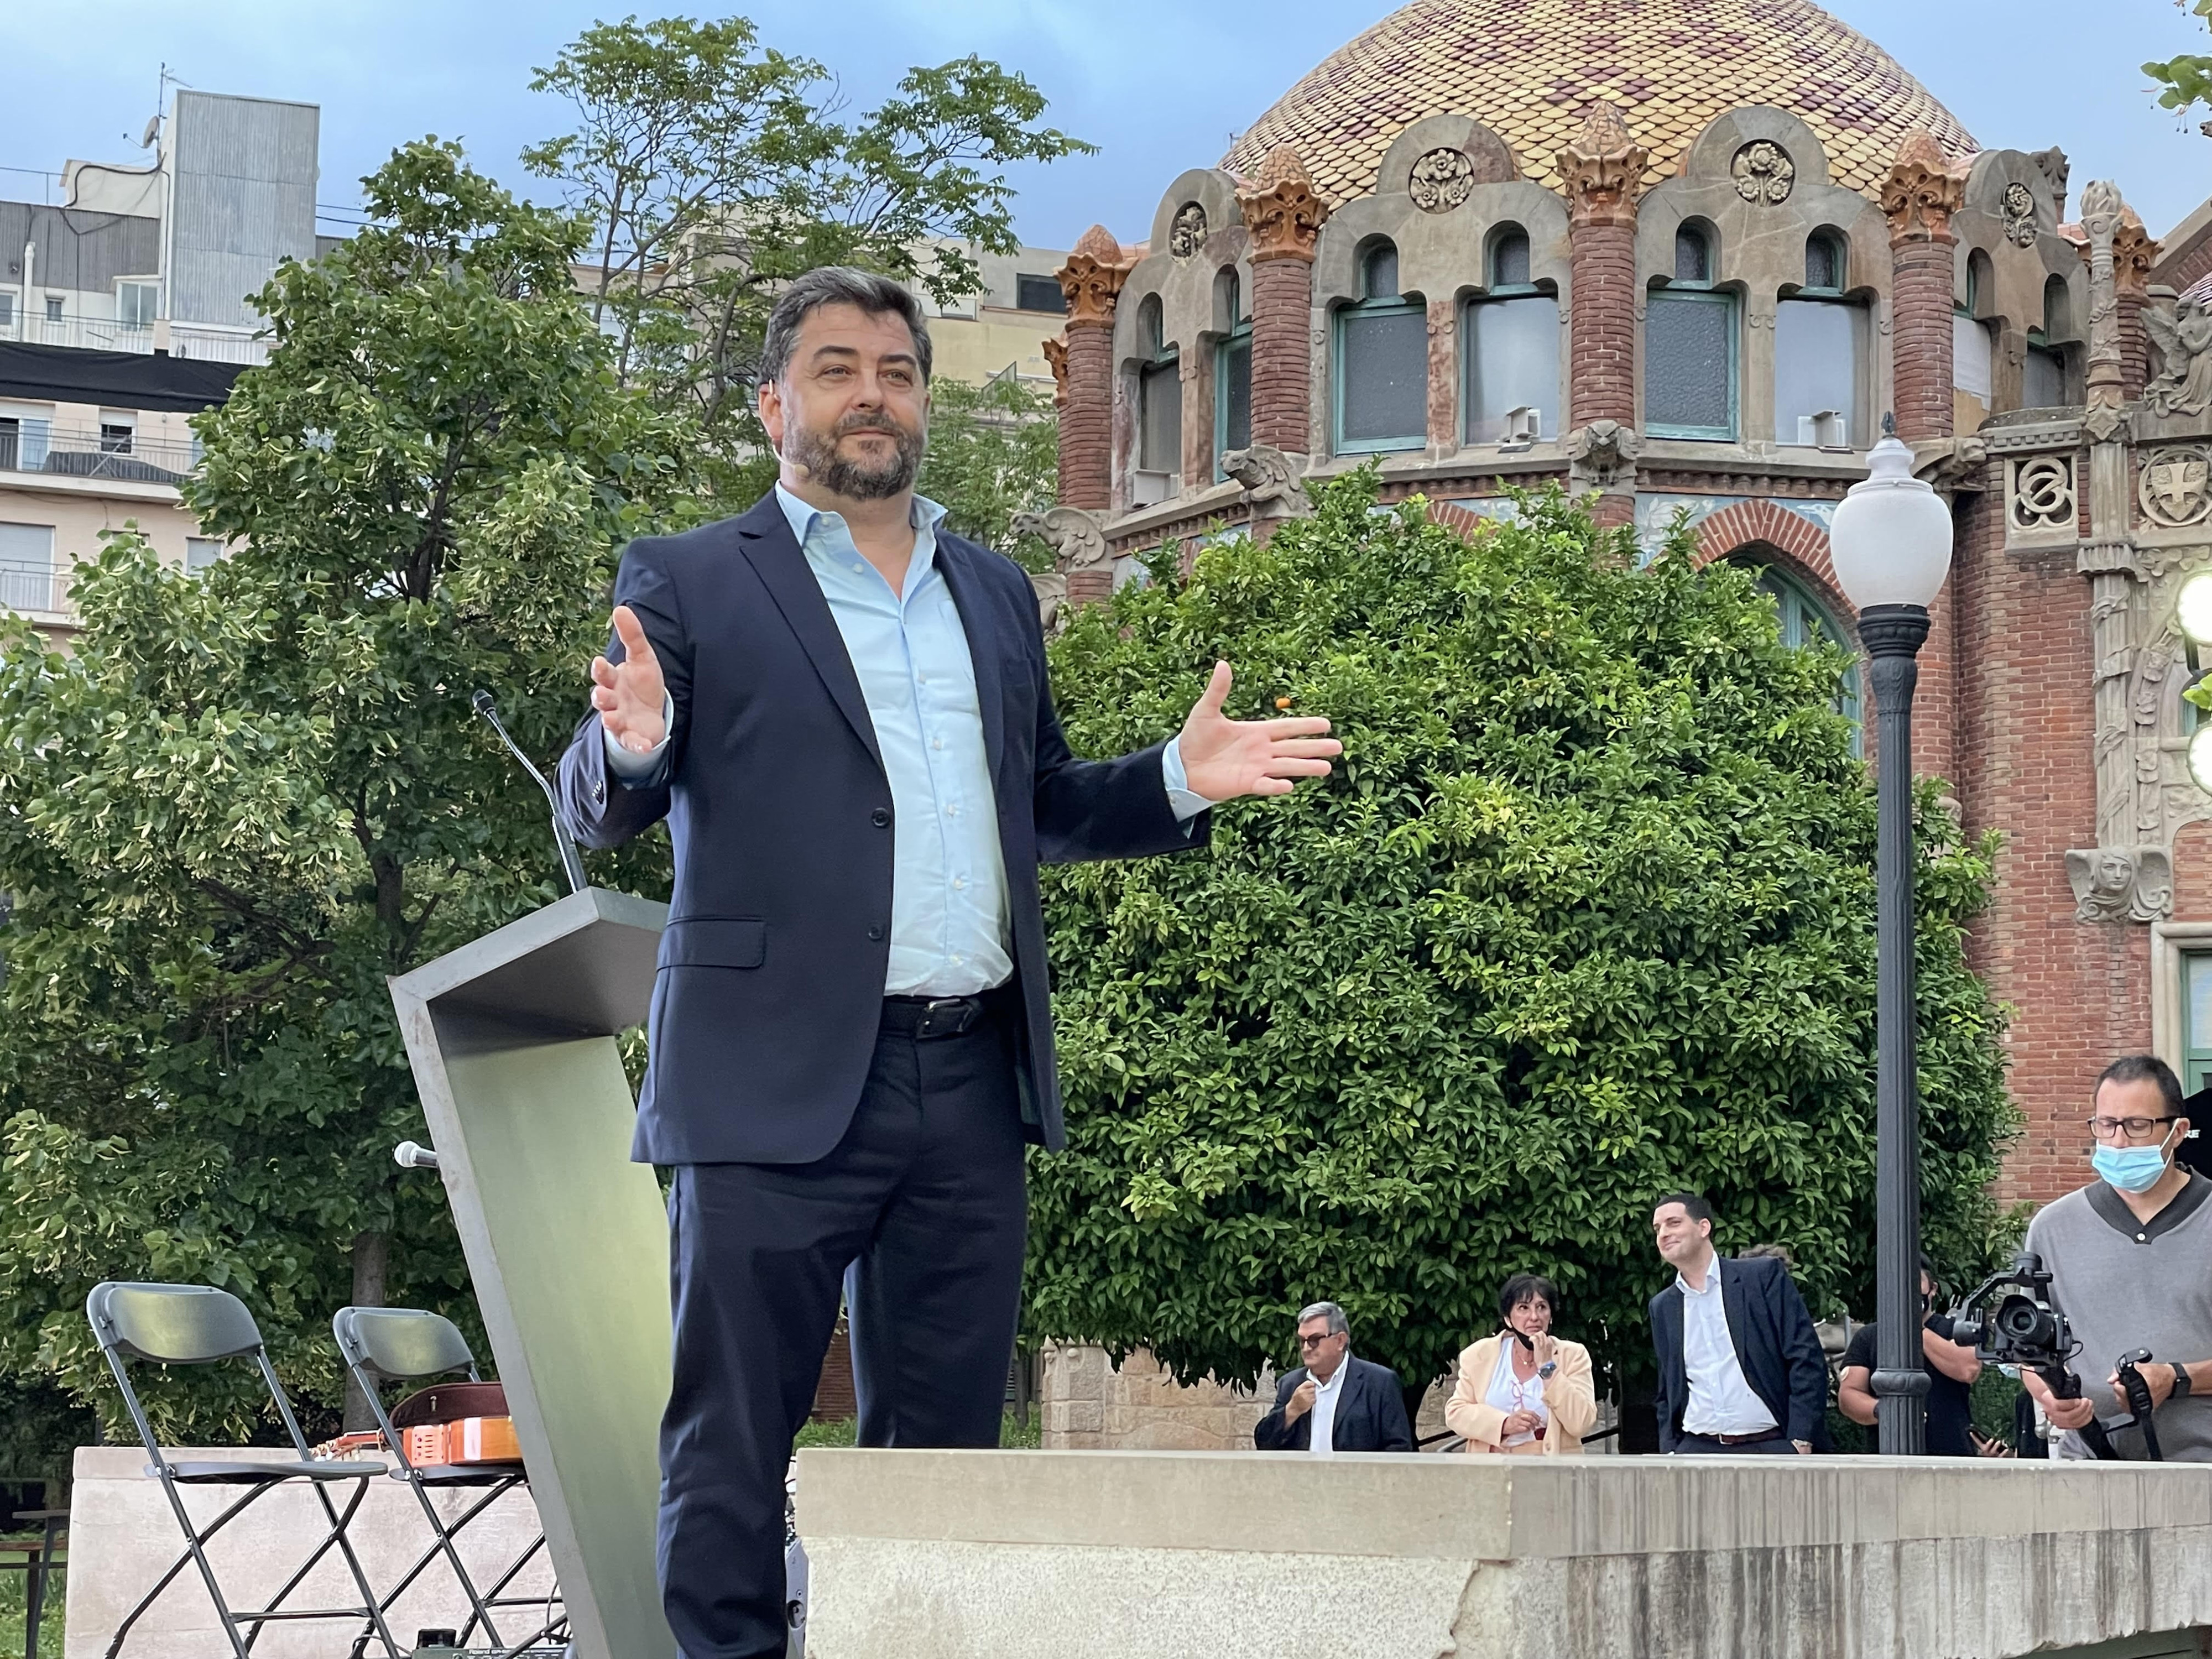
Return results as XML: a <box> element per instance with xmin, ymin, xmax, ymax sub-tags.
<box><xmin>388</xmin><ymin>887</ymin><xmax>674</xmax><ymax>1659</ymax></box>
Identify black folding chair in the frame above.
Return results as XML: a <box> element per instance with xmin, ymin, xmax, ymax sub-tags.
<box><xmin>85</xmin><ymin>1282</ymin><xmax>403</xmax><ymax>1659</ymax></box>
<box><xmin>333</xmin><ymin>1306</ymin><xmax>565</xmax><ymax>1656</ymax></box>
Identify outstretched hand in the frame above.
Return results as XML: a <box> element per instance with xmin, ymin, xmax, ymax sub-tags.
<box><xmin>1178</xmin><ymin>661</ymin><xmax>1341</xmax><ymax>804</ymax></box>
<box><xmin>591</xmin><ymin>606</ymin><xmax>667</xmax><ymax>754</ymax></box>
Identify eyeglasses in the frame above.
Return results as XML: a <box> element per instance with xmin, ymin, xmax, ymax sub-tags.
<box><xmin>2085</xmin><ymin>1114</ymin><xmax>2179</xmax><ymax>1143</ymax></box>
<box><xmin>1296</xmin><ymin>1331</ymin><xmax>1341</xmax><ymax>1350</ymax></box>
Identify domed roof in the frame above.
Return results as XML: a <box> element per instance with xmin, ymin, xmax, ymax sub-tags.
<box><xmin>1220</xmin><ymin>0</ymin><xmax>1976</xmax><ymax>207</ymax></box>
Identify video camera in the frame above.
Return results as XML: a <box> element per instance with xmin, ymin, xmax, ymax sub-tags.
<box><xmin>1950</xmin><ymin>1251</ymin><xmax>2162</xmax><ymax>1460</ymax></box>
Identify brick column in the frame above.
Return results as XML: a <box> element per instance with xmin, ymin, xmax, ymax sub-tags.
<box><xmin>1555</xmin><ymin>104</ymin><xmax>1645</xmax><ymax>528</ymax></box>
<box><xmin>2115</xmin><ymin>207</ymin><xmax>2159</xmax><ymax>403</ymax></box>
<box><xmin>1054</xmin><ymin>225</ymin><xmax>1131</xmax><ymax>514</ymax></box>
<box><xmin>1557</xmin><ymin>103</ymin><xmax>1644</xmax><ymax>434</ymax></box>
<box><xmin>1237</xmin><ymin>145</ymin><xmax>1328</xmax><ymax>457</ymax></box>
<box><xmin>1879</xmin><ymin>129</ymin><xmax>1968</xmax><ymax>444</ymax></box>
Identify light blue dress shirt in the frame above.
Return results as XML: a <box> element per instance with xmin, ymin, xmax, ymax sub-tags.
<box><xmin>605</xmin><ymin>487</ymin><xmax>1208</xmax><ymax>995</ymax></box>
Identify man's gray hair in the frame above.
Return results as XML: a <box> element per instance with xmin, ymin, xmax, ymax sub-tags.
<box><xmin>1297</xmin><ymin>1301</ymin><xmax>1349</xmax><ymax>1338</ymax></box>
<box><xmin>757</xmin><ymin>266</ymin><xmax>933</xmax><ymax>388</ymax></box>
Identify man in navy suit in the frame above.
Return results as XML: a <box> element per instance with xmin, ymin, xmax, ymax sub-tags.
<box><xmin>1253</xmin><ymin>1303</ymin><xmax>1413</xmax><ymax>1453</ymax></box>
<box><xmin>558</xmin><ymin>267</ymin><xmax>1341</xmax><ymax>1658</ymax></box>
<box><xmin>1647</xmin><ymin>1192</ymin><xmax>1827</xmax><ymax>1455</ymax></box>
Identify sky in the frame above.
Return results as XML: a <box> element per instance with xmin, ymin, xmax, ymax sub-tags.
<box><xmin>1</xmin><ymin>0</ymin><xmax>2208</xmax><ymax>250</ymax></box>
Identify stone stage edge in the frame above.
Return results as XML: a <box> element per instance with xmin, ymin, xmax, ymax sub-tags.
<box><xmin>795</xmin><ymin>1447</ymin><xmax>2212</xmax><ymax>1659</ymax></box>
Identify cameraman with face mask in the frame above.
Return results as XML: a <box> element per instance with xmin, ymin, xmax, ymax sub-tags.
<box><xmin>2019</xmin><ymin>1055</ymin><xmax>2212</xmax><ymax>1459</ymax></box>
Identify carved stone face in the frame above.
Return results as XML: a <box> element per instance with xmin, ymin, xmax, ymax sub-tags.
<box><xmin>2096</xmin><ymin>851</ymin><xmax>2133</xmax><ymax>895</ymax></box>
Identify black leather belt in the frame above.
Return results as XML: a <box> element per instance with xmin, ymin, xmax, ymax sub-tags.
<box><xmin>881</xmin><ymin>985</ymin><xmax>1013</xmax><ymax>1040</ymax></box>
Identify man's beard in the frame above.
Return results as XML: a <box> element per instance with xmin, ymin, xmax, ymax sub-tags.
<box><xmin>784</xmin><ymin>409</ymin><xmax>926</xmax><ymax>500</ymax></box>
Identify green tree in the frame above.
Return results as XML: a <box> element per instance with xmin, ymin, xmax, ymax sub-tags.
<box><xmin>0</xmin><ymin>140</ymin><xmax>688</xmax><ymax>1441</ymax></box>
<box><xmin>523</xmin><ymin>13</ymin><xmax>1091</xmax><ymax>490</ymax></box>
<box><xmin>916</xmin><ymin>374</ymin><xmax>1059</xmax><ymax>572</ymax></box>
<box><xmin>1025</xmin><ymin>474</ymin><xmax>2018</xmax><ymax>1404</ymax></box>
<box><xmin>2147</xmin><ymin>2</ymin><xmax>2212</xmax><ymax>134</ymax></box>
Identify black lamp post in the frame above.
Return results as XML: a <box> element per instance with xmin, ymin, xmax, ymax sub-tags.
<box><xmin>1828</xmin><ymin>416</ymin><xmax>1954</xmax><ymax>1457</ymax></box>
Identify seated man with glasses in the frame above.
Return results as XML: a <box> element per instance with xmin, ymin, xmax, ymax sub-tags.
<box><xmin>2020</xmin><ymin>1055</ymin><xmax>2212</xmax><ymax>1459</ymax></box>
<box><xmin>1253</xmin><ymin>1302</ymin><xmax>1413</xmax><ymax>1454</ymax></box>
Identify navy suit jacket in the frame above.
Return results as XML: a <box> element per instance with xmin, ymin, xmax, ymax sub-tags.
<box><xmin>556</xmin><ymin>494</ymin><xmax>1207</xmax><ymax>1165</ymax></box>
<box><xmin>1252</xmin><ymin>1357</ymin><xmax>1413</xmax><ymax>1453</ymax></box>
<box><xmin>1647</xmin><ymin>1253</ymin><xmax>1827</xmax><ymax>1452</ymax></box>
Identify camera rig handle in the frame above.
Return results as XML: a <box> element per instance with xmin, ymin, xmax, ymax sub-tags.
<box><xmin>2031</xmin><ymin>1364</ymin><xmax>2124</xmax><ymax>1461</ymax></box>
<box><xmin>2111</xmin><ymin>1350</ymin><xmax>2165</xmax><ymax>1462</ymax></box>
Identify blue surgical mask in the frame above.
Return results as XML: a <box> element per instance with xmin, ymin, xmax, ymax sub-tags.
<box><xmin>2092</xmin><ymin>1129</ymin><xmax>2176</xmax><ymax>1193</ymax></box>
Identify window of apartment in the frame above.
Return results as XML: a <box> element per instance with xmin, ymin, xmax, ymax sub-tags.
<box><xmin>0</xmin><ymin>522</ymin><xmax>56</xmax><ymax>615</ymax></box>
<box><xmin>1954</xmin><ymin>250</ymin><xmax>1996</xmax><ymax>430</ymax></box>
<box><xmin>1134</xmin><ymin>297</ymin><xmax>1180</xmax><ymax>500</ymax></box>
<box><xmin>1334</xmin><ymin>239</ymin><xmax>1427</xmax><ymax>453</ymax></box>
<box><xmin>1735</xmin><ymin>554</ymin><xmax>1863</xmax><ymax>750</ymax></box>
<box><xmin>116</xmin><ymin>280</ymin><xmax>158</xmax><ymax>328</ymax></box>
<box><xmin>0</xmin><ymin>293</ymin><xmax>13</xmax><ymax>328</ymax></box>
<box><xmin>186</xmin><ymin>537</ymin><xmax>224</xmax><ymax>573</ymax></box>
<box><xmin>42</xmin><ymin>295</ymin><xmax>62</xmax><ymax>324</ymax></box>
<box><xmin>1213</xmin><ymin>269</ymin><xmax>1251</xmax><ymax>475</ymax></box>
<box><xmin>98</xmin><ymin>411</ymin><xmax>135</xmax><ymax>455</ymax></box>
<box><xmin>2024</xmin><ymin>274</ymin><xmax>2070</xmax><ymax>408</ymax></box>
<box><xmin>1775</xmin><ymin>231</ymin><xmax>1864</xmax><ymax>447</ymax></box>
<box><xmin>0</xmin><ymin>411</ymin><xmax>50</xmax><ymax>473</ymax></box>
<box><xmin>1014</xmin><ymin>273</ymin><xmax>1066</xmax><ymax>315</ymax></box>
<box><xmin>1646</xmin><ymin>223</ymin><xmax>1736</xmax><ymax>440</ymax></box>
<box><xmin>2184</xmin><ymin>951</ymin><xmax>2212</xmax><ymax>1092</ymax></box>
<box><xmin>1464</xmin><ymin>224</ymin><xmax>1558</xmax><ymax>445</ymax></box>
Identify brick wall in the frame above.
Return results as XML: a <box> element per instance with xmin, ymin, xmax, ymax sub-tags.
<box><xmin>1952</xmin><ymin>484</ymin><xmax>2148</xmax><ymax>1204</ymax></box>
<box><xmin>1567</xmin><ymin>219</ymin><xmax>1636</xmax><ymax>431</ymax></box>
<box><xmin>1251</xmin><ymin>258</ymin><xmax>1314</xmax><ymax>453</ymax></box>
<box><xmin>1059</xmin><ymin>324</ymin><xmax>1114</xmax><ymax>510</ymax></box>
<box><xmin>1890</xmin><ymin>236</ymin><xmax>1956</xmax><ymax>442</ymax></box>
<box><xmin>2120</xmin><ymin>291</ymin><xmax>2148</xmax><ymax>403</ymax></box>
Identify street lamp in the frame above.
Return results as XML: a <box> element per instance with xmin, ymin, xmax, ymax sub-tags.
<box><xmin>1828</xmin><ymin>416</ymin><xmax>1954</xmax><ymax>1457</ymax></box>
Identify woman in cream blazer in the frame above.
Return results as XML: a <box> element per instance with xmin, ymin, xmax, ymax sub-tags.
<box><xmin>1446</xmin><ymin>1272</ymin><xmax>1598</xmax><ymax>1455</ymax></box>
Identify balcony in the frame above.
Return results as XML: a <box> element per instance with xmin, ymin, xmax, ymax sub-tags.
<box><xmin>0</xmin><ymin>422</ymin><xmax>198</xmax><ymax>487</ymax></box>
<box><xmin>0</xmin><ymin>308</ymin><xmax>270</xmax><ymax>366</ymax></box>
<box><xmin>0</xmin><ymin>561</ymin><xmax>69</xmax><ymax>617</ymax></box>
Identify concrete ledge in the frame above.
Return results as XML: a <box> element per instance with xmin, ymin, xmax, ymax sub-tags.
<box><xmin>795</xmin><ymin>1450</ymin><xmax>2212</xmax><ymax>1659</ymax></box>
<box><xmin>65</xmin><ymin>1445</ymin><xmax>555</xmax><ymax>1659</ymax></box>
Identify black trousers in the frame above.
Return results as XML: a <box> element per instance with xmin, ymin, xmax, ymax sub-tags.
<box><xmin>657</xmin><ymin>995</ymin><xmax>1028</xmax><ymax>1659</ymax></box>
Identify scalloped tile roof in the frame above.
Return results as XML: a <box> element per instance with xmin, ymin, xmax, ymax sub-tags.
<box><xmin>1219</xmin><ymin>0</ymin><xmax>1978</xmax><ymax>206</ymax></box>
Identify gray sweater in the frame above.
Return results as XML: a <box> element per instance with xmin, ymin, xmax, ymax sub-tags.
<box><xmin>2023</xmin><ymin>1170</ymin><xmax>2212</xmax><ymax>1461</ymax></box>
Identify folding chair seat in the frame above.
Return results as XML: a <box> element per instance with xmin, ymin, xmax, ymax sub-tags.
<box><xmin>85</xmin><ymin>1281</ymin><xmax>403</xmax><ymax>1659</ymax></box>
<box><xmin>333</xmin><ymin>1306</ymin><xmax>566</xmax><ymax>1656</ymax></box>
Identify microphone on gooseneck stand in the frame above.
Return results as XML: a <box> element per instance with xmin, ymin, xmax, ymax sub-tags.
<box><xmin>472</xmin><ymin>689</ymin><xmax>588</xmax><ymax>897</ymax></box>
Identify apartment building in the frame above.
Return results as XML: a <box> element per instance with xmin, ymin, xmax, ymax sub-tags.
<box><xmin>1</xmin><ymin>89</ymin><xmax>322</xmax><ymax>630</ymax></box>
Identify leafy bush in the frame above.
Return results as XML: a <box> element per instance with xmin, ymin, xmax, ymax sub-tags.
<box><xmin>1026</xmin><ymin>472</ymin><xmax>2017</xmax><ymax>1396</ymax></box>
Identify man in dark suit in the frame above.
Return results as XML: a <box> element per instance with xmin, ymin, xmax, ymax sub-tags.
<box><xmin>1253</xmin><ymin>1303</ymin><xmax>1414</xmax><ymax>1453</ymax></box>
<box><xmin>1647</xmin><ymin>1192</ymin><xmax>1827</xmax><ymax>1454</ymax></box>
<box><xmin>558</xmin><ymin>267</ymin><xmax>1341</xmax><ymax>1659</ymax></box>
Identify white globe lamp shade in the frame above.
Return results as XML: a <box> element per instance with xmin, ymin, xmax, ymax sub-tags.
<box><xmin>2178</xmin><ymin>569</ymin><xmax>2212</xmax><ymax>647</ymax></box>
<box><xmin>2193</xmin><ymin>727</ymin><xmax>2212</xmax><ymax>797</ymax></box>
<box><xmin>1828</xmin><ymin>431</ymin><xmax>1954</xmax><ymax>612</ymax></box>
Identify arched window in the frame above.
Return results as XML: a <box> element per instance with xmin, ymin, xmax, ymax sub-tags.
<box><xmin>1490</xmin><ymin>228</ymin><xmax>1531</xmax><ymax>288</ymax></box>
<box><xmin>2024</xmin><ymin>274</ymin><xmax>2070</xmax><ymax>408</ymax></box>
<box><xmin>1464</xmin><ymin>223</ymin><xmax>1558</xmax><ymax>445</ymax></box>
<box><xmin>1334</xmin><ymin>238</ymin><xmax>1426</xmax><ymax>453</ymax></box>
<box><xmin>1732</xmin><ymin>553</ymin><xmax>1863</xmax><ymax>748</ymax></box>
<box><xmin>1214</xmin><ymin>269</ymin><xmax>1252</xmax><ymax>474</ymax></box>
<box><xmin>1675</xmin><ymin>224</ymin><xmax>1712</xmax><ymax>284</ymax></box>
<box><xmin>1647</xmin><ymin>221</ymin><xmax>1736</xmax><ymax>440</ymax></box>
<box><xmin>1775</xmin><ymin>228</ymin><xmax>1865</xmax><ymax>447</ymax></box>
<box><xmin>1954</xmin><ymin>249</ymin><xmax>1996</xmax><ymax>431</ymax></box>
<box><xmin>1134</xmin><ymin>296</ymin><xmax>1180</xmax><ymax>504</ymax></box>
